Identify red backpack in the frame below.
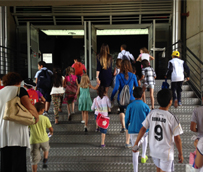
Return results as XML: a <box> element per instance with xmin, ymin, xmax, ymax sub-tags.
<box><xmin>74</xmin><ymin>62</ymin><xmax>83</xmax><ymax>76</ymax></box>
<box><xmin>27</xmin><ymin>89</ymin><xmax>39</xmax><ymax>105</ymax></box>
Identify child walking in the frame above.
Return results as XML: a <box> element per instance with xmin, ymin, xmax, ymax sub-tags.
<box><xmin>50</xmin><ymin>67</ymin><xmax>65</xmax><ymax>124</ymax></box>
<box><xmin>29</xmin><ymin>102</ymin><xmax>53</xmax><ymax>172</ymax></box>
<box><xmin>91</xmin><ymin>86</ymin><xmax>111</xmax><ymax>147</ymax></box>
<box><xmin>64</xmin><ymin>67</ymin><xmax>78</xmax><ymax>120</ymax></box>
<box><xmin>77</xmin><ymin>74</ymin><xmax>99</xmax><ymax>132</ymax></box>
<box><xmin>141</xmin><ymin>60</ymin><xmax>156</xmax><ymax>110</ymax></box>
<box><xmin>136</xmin><ymin>47</ymin><xmax>154</xmax><ymax>62</ymax></box>
<box><xmin>125</xmin><ymin>87</ymin><xmax>150</xmax><ymax>172</ymax></box>
<box><xmin>133</xmin><ymin>89</ymin><xmax>184</xmax><ymax>172</ymax></box>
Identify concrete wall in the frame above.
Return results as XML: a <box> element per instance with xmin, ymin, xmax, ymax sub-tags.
<box><xmin>186</xmin><ymin>0</ymin><xmax>203</xmax><ymax>61</ymax></box>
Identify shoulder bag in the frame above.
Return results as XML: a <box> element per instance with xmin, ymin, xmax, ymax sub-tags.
<box><xmin>3</xmin><ymin>87</ymin><xmax>35</xmax><ymax>126</ymax></box>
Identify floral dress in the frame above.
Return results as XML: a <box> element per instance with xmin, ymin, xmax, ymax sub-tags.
<box><xmin>64</xmin><ymin>74</ymin><xmax>77</xmax><ymax>104</ymax></box>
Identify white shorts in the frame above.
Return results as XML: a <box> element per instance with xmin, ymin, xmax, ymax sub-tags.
<box><xmin>152</xmin><ymin>157</ymin><xmax>174</xmax><ymax>172</ymax></box>
<box><xmin>143</xmin><ymin>84</ymin><xmax>154</xmax><ymax>89</ymax></box>
<box><xmin>130</xmin><ymin>132</ymin><xmax>148</xmax><ymax>147</ymax></box>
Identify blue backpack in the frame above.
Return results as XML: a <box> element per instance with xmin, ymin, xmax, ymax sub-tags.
<box><xmin>162</xmin><ymin>79</ymin><xmax>169</xmax><ymax>89</ymax></box>
<box><xmin>37</xmin><ymin>70</ymin><xmax>52</xmax><ymax>90</ymax></box>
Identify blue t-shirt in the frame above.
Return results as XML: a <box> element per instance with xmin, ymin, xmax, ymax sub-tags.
<box><xmin>125</xmin><ymin>100</ymin><xmax>150</xmax><ymax>134</ymax></box>
<box><xmin>111</xmin><ymin>72</ymin><xmax>138</xmax><ymax>101</ymax></box>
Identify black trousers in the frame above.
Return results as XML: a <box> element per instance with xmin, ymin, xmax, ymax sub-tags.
<box><xmin>1</xmin><ymin>146</ymin><xmax>27</xmax><ymax>172</ymax></box>
<box><xmin>171</xmin><ymin>81</ymin><xmax>183</xmax><ymax>102</ymax></box>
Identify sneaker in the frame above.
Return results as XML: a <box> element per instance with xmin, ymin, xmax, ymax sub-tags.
<box><xmin>81</xmin><ymin>120</ymin><xmax>85</xmax><ymax>124</ymax></box>
<box><xmin>178</xmin><ymin>102</ymin><xmax>182</xmax><ymax>106</ymax></box>
<box><xmin>68</xmin><ymin>114</ymin><xmax>72</xmax><ymax>121</ymax></box>
<box><xmin>43</xmin><ymin>111</ymin><xmax>48</xmax><ymax>116</ymax></box>
<box><xmin>125</xmin><ymin>144</ymin><xmax>132</xmax><ymax>148</ymax></box>
<box><xmin>84</xmin><ymin>127</ymin><xmax>88</xmax><ymax>132</ymax></box>
<box><xmin>173</xmin><ymin>99</ymin><xmax>178</xmax><ymax>108</ymax></box>
<box><xmin>101</xmin><ymin>144</ymin><xmax>105</xmax><ymax>148</ymax></box>
<box><xmin>141</xmin><ymin>155</ymin><xmax>148</xmax><ymax>164</ymax></box>
<box><xmin>120</xmin><ymin>128</ymin><xmax>125</xmax><ymax>133</ymax></box>
<box><xmin>43</xmin><ymin>158</ymin><xmax>48</xmax><ymax>168</ymax></box>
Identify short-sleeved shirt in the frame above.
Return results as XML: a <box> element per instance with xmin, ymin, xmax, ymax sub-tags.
<box><xmin>71</xmin><ymin>63</ymin><xmax>86</xmax><ymax>76</ymax></box>
<box><xmin>36</xmin><ymin>90</ymin><xmax>43</xmax><ymax>99</ymax></box>
<box><xmin>29</xmin><ymin>115</ymin><xmax>52</xmax><ymax>144</ymax></box>
<box><xmin>197</xmin><ymin>137</ymin><xmax>203</xmax><ymax>172</ymax></box>
<box><xmin>142</xmin><ymin>109</ymin><xmax>183</xmax><ymax>161</ymax></box>
<box><xmin>117</xmin><ymin>50</ymin><xmax>135</xmax><ymax>61</ymax></box>
<box><xmin>191</xmin><ymin>107</ymin><xmax>203</xmax><ymax>138</ymax></box>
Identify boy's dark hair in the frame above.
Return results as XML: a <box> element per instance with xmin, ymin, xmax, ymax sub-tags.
<box><xmin>38</xmin><ymin>61</ymin><xmax>46</xmax><ymax>67</ymax></box>
<box><xmin>74</xmin><ymin>57</ymin><xmax>80</xmax><ymax>62</ymax></box>
<box><xmin>141</xmin><ymin>60</ymin><xmax>150</xmax><ymax>68</ymax></box>
<box><xmin>132</xmin><ymin>65</ymin><xmax>136</xmax><ymax>74</ymax></box>
<box><xmin>24</xmin><ymin>85</ymin><xmax>32</xmax><ymax>89</ymax></box>
<box><xmin>34</xmin><ymin>102</ymin><xmax>45</xmax><ymax>112</ymax></box>
<box><xmin>121</xmin><ymin>44</ymin><xmax>127</xmax><ymax>50</ymax></box>
<box><xmin>133</xmin><ymin>87</ymin><xmax>143</xmax><ymax>98</ymax></box>
<box><xmin>97</xmin><ymin>85</ymin><xmax>106</xmax><ymax>99</ymax></box>
<box><xmin>157</xmin><ymin>89</ymin><xmax>172</xmax><ymax>107</ymax></box>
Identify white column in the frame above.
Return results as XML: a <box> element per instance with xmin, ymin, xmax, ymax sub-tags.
<box><xmin>88</xmin><ymin>21</ymin><xmax>92</xmax><ymax>80</ymax></box>
<box><xmin>27</xmin><ymin>22</ymin><xmax>31</xmax><ymax>78</ymax></box>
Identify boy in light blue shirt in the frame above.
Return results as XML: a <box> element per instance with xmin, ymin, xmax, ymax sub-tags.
<box><xmin>125</xmin><ymin>87</ymin><xmax>150</xmax><ymax>172</ymax></box>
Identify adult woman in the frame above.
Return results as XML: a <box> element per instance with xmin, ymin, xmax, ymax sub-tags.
<box><xmin>50</xmin><ymin>67</ymin><xmax>65</xmax><ymax>124</ymax></box>
<box><xmin>0</xmin><ymin>72</ymin><xmax>39</xmax><ymax>172</ymax></box>
<box><xmin>96</xmin><ymin>43</ymin><xmax>113</xmax><ymax>95</ymax></box>
<box><xmin>111</xmin><ymin>59</ymin><xmax>138</xmax><ymax>148</ymax></box>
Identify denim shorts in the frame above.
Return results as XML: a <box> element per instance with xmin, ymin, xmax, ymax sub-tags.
<box><xmin>95</xmin><ymin>114</ymin><xmax>97</xmax><ymax>120</ymax></box>
<box><xmin>100</xmin><ymin>128</ymin><xmax>107</xmax><ymax>134</ymax></box>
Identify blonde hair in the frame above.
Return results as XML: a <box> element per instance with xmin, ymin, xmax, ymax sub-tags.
<box><xmin>66</xmin><ymin>67</ymin><xmax>74</xmax><ymax>76</ymax></box>
<box><xmin>99</xmin><ymin>43</ymin><xmax>111</xmax><ymax>70</ymax></box>
<box><xmin>80</xmin><ymin>74</ymin><xmax>90</xmax><ymax>88</ymax></box>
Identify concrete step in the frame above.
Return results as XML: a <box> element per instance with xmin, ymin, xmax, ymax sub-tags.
<box><xmin>26</xmin><ymin>156</ymin><xmax>187</xmax><ymax>172</ymax></box>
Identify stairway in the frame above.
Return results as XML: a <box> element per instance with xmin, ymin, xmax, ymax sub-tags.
<box><xmin>26</xmin><ymin>80</ymin><xmax>200</xmax><ymax>172</ymax></box>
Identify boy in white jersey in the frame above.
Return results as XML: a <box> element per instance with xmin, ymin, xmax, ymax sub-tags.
<box><xmin>132</xmin><ymin>89</ymin><xmax>184</xmax><ymax>172</ymax></box>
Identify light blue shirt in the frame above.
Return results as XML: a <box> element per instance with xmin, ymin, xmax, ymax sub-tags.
<box><xmin>35</xmin><ymin>67</ymin><xmax>53</xmax><ymax>78</ymax></box>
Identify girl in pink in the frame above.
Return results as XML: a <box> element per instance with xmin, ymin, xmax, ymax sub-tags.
<box><xmin>91</xmin><ymin>85</ymin><xmax>111</xmax><ymax>147</ymax></box>
<box><xmin>63</xmin><ymin>67</ymin><xmax>78</xmax><ymax>120</ymax></box>
<box><xmin>136</xmin><ymin>47</ymin><xmax>154</xmax><ymax>62</ymax></box>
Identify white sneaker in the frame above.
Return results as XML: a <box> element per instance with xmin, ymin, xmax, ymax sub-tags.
<box><xmin>43</xmin><ymin>112</ymin><xmax>48</xmax><ymax>116</ymax></box>
<box><xmin>81</xmin><ymin>120</ymin><xmax>85</xmax><ymax>124</ymax></box>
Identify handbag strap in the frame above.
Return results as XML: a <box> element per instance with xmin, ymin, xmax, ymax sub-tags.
<box><xmin>17</xmin><ymin>87</ymin><xmax>21</xmax><ymax>97</ymax></box>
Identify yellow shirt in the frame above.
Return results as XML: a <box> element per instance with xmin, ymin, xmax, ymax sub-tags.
<box><xmin>29</xmin><ymin>115</ymin><xmax>52</xmax><ymax>144</ymax></box>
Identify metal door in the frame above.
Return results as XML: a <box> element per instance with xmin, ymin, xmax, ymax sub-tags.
<box><xmin>27</xmin><ymin>22</ymin><xmax>39</xmax><ymax>78</ymax></box>
<box><xmin>148</xmin><ymin>20</ymin><xmax>156</xmax><ymax>70</ymax></box>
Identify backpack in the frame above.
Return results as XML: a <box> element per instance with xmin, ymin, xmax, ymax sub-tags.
<box><xmin>162</xmin><ymin>79</ymin><xmax>169</xmax><ymax>89</ymax></box>
<box><xmin>119</xmin><ymin>74</ymin><xmax>133</xmax><ymax>106</ymax></box>
<box><xmin>74</xmin><ymin>62</ymin><xmax>83</xmax><ymax>76</ymax></box>
<box><xmin>122</xmin><ymin>52</ymin><xmax>129</xmax><ymax>60</ymax></box>
<box><xmin>37</xmin><ymin>69</ymin><xmax>52</xmax><ymax>90</ymax></box>
<box><xmin>27</xmin><ymin>89</ymin><xmax>39</xmax><ymax>105</ymax></box>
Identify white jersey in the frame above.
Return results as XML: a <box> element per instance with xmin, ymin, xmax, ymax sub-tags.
<box><xmin>191</xmin><ymin>106</ymin><xmax>203</xmax><ymax>138</ymax></box>
<box><xmin>168</xmin><ymin>58</ymin><xmax>184</xmax><ymax>82</ymax></box>
<box><xmin>197</xmin><ymin>138</ymin><xmax>203</xmax><ymax>172</ymax></box>
<box><xmin>142</xmin><ymin>109</ymin><xmax>183</xmax><ymax>161</ymax></box>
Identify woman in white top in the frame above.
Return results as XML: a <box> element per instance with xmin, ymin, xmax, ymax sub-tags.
<box><xmin>50</xmin><ymin>67</ymin><xmax>65</xmax><ymax>124</ymax></box>
<box><xmin>0</xmin><ymin>72</ymin><xmax>38</xmax><ymax>172</ymax></box>
<box><xmin>136</xmin><ymin>47</ymin><xmax>154</xmax><ymax>62</ymax></box>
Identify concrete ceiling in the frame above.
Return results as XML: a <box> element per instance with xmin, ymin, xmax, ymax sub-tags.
<box><xmin>8</xmin><ymin>0</ymin><xmax>173</xmax><ymax>27</ymax></box>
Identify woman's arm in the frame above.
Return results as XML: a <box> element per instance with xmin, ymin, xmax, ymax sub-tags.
<box><xmin>63</xmin><ymin>78</ymin><xmax>66</xmax><ymax>88</ymax></box>
<box><xmin>76</xmin><ymin>78</ymin><xmax>79</xmax><ymax>87</ymax></box>
<box><xmin>113</xmin><ymin>68</ymin><xmax>116</xmax><ymax>76</ymax></box>
<box><xmin>190</xmin><ymin>122</ymin><xmax>198</xmax><ymax>132</ymax></box>
<box><xmin>96</xmin><ymin>71</ymin><xmax>100</xmax><ymax>84</ymax></box>
<box><xmin>21</xmin><ymin>95</ymin><xmax>39</xmax><ymax>124</ymax></box>
<box><xmin>195</xmin><ymin>147</ymin><xmax>203</xmax><ymax>168</ymax></box>
<box><xmin>111</xmin><ymin>75</ymin><xmax>120</xmax><ymax>101</ymax></box>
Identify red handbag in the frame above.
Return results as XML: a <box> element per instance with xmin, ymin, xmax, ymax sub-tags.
<box><xmin>96</xmin><ymin>113</ymin><xmax>110</xmax><ymax>129</ymax></box>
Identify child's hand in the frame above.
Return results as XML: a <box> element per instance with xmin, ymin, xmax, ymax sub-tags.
<box><xmin>178</xmin><ymin>153</ymin><xmax>184</xmax><ymax>163</ymax></box>
<box><xmin>132</xmin><ymin>145</ymin><xmax>139</xmax><ymax>153</ymax></box>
